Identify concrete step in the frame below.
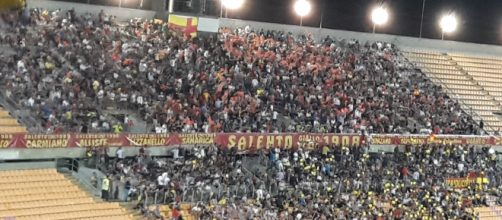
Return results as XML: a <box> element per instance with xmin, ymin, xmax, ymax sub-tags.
<box><xmin>119</xmin><ymin>202</ymin><xmax>143</xmax><ymax>220</ymax></box>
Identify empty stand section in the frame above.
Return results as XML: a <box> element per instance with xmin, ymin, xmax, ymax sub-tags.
<box><xmin>474</xmin><ymin>206</ymin><xmax>502</xmax><ymax>220</ymax></box>
<box><xmin>0</xmin><ymin>169</ymin><xmax>133</xmax><ymax>220</ymax></box>
<box><xmin>0</xmin><ymin>106</ymin><xmax>26</xmax><ymax>133</ymax></box>
<box><xmin>404</xmin><ymin>49</ymin><xmax>502</xmax><ymax>131</ymax></box>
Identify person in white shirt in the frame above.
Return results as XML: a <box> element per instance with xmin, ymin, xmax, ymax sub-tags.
<box><xmin>116</xmin><ymin>147</ymin><xmax>125</xmax><ymax>161</ymax></box>
<box><xmin>157</xmin><ymin>172</ymin><xmax>170</xmax><ymax>187</ymax></box>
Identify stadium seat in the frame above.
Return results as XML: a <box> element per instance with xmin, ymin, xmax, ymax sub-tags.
<box><xmin>0</xmin><ymin>169</ymin><xmax>132</xmax><ymax>220</ymax></box>
<box><xmin>0</xmin><ymin>106</ymin><xmax>26</xmax><ymax>132</ymax></box>
<box><xmin>405</xmin><ymin>49</ymin><xmax>502</xmax><ymax>133</ymax></box>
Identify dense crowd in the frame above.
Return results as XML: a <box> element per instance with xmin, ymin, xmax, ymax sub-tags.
<box><xmin>0</xmin><ymin>8</ymin><xmax>482</xmax><ymax>134</ymax></box>
<box><xmin>98</xmin><ymin>143</ymin><xmax>501</xmax><ymax>219</ymax></box>
<box><xmin>2</xmin><ymin>6</ymin><xmax>501</xmax><ymax>220</ymax></box>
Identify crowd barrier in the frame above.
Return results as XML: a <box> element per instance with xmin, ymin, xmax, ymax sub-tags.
<box><xmin>0</xmin><ymin>133</ymin><xmax>500</xmax><ymax>149</ymax></box>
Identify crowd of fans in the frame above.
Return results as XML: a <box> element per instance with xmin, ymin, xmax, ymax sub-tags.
<box><xmin>96</xmin><ymin>143</ymin><xmax>501</xmax><ymax>219</ymax></box>
<box><xmin>0</xmin><ymin>8</ymin><xmax>482</xmax><ymax>134</ymax></box>
<box><xmin>1</xmin><ymin>6</ymin><xmax>501</xmax><ymax>220</ymax></box>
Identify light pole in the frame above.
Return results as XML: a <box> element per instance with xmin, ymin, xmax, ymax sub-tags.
<box><xmin>419</xmin><ymin>0</ymin><xmax>426</xmax><ymax>38</ymax></box>
<box><xmin>371</xmin><ymin>6</ymin><xmax>389</xmax><ymax>33</ymax></box>
<box><xmin>439</xmin><ymin>13</ymin><xmax>457</xmax><ymax>40</ymax></box>
<box><xmin>220</xmin><ymin>0</ymin><xmax>223</xmax><ymax>17</ymax></box>
<box><xmin>168</xmin><ymin>0</ymin><xmax>174</xmax><ymax>13</ymax></box>
<box><xmin>294</xmin><ymin>0</ymin><xmax>311</xmax><ymax>26</ymax></box>
<box><xmin>319</xmin><ymin>0</ymin><xmax>325</xmax><ymax>28</ymax></box>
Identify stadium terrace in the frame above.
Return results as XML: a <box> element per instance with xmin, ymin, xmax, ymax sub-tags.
<box><xmin>0</xmin><ymin>1</ymin><xmax>501</xmax><ymax>220</ymax></box>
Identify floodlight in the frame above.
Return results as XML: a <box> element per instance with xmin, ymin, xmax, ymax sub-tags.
<box><xmin>222</xmin><ymin>0</ymin><xmax>244</xmax><ymax>10</ymax></box>
<box><xmin>371</xmin><ymin>7</ymin><xmax>389</xmax><ymax>26</ymax></box>
<box><xmin>294</xmin><ymin>0</ymin><xmax>311</xmax><ymax>17</ymax></box>
<box><xmin>439</xmin><ymin>13</ymin><xmax>457</xmax><ymax>33</ymax></box>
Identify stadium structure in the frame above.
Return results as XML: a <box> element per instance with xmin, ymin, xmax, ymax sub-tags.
<box><xmin>0</xmin><ymin>0</ymin><xmax>501</xmax><ymax>219</ymax></box>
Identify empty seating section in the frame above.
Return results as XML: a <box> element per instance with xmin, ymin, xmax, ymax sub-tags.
<box><xmin>404</xmin><ymin>49</ymin><xmax>502</xmax><ymax>131</ymax></box>
<box><xmin>448</xmin><ymin>52</ymin><xmax>502</xmax><ymax>130</ymax></box>
<box><xmin>0</xmin><ymin>107</ymin><xmax>26</xmax><ymax>133</ymax></box>
<box><xmin>474</xmin><ymin>206</ymin><xmax>502</xmax><ymax>220</ymax></box>
<box><xmin>0</xmin><ymin>169</ymin><xmax>133</xmax><ymax>220</ymax></box>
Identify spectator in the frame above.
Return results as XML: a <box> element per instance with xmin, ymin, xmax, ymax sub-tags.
<box><xmin>90</xmin><ymin>172</ymin><xmax>98</xmax><ymax>188</ymax></box>
<box><xmin>99</xmin><ymin>142</ymin><xmax>499</xmax><ymax>219</ymax></box>
<box><xmin>101</xmin><ymin>175</ymin><xmax>110</xmax><ymax>201</ymax></box>
<box><xmin>116</xmin><ymin>146</ymin><xmax>125</xmax><ymax>162</ymax></box>
<box><xmin>0</xmin><ymin>9</ymin><xmax>481</xmax><ymax>135</ymax></box>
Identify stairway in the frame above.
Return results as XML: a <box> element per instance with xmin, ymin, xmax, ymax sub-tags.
<box><xmin>61</xmin><ymin>171</ymin><xmax>143</xmax><ymax>220</ymax></box>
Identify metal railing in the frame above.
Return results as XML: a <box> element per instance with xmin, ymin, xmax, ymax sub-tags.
<box><xmin>56</xmin><ymin>158</ymin><xmax>103</xmax><ymax>197</ymax></box>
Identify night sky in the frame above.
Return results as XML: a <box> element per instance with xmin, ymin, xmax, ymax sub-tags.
<box><xmin>221</xmin><ymin>0</ymin><xmax>502</xmax><ymax>45</ymax></box>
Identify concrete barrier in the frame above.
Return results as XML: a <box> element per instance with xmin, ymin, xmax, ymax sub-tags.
<box><xmin>27</xmin><ymin>0</ymin><xmax>156</xmax><ymax>21</ymax></box>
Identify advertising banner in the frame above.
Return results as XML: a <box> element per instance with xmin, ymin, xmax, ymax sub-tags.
<box><xmin>2</xmin><ymin>133</ymin><xmax>500</xmax><ymax>149</ymax></box>
<box><xmin>370</xmin><ymin>134</ymin><xmax>498</xmax><ymax>145</ymax></box>
<box><xmin>214</xmin><ymin>133</ymin><xmax>361</xmax><ymax>150</ymax></box>
<box><xmin>0</xmin><ymin>133</ymin><xmax>363</xmax><ymax>149</ymax></box>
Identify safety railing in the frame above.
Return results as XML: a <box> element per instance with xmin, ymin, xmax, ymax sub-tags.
<box><xmin>55</xmin><ymin>158</ymin><xmax>102</xmax><ymax>196</ymax></box>
<box><xmin>140</xmin><ymin>181</ymin><xmax>260</xmax><ymax>209</ymax></box>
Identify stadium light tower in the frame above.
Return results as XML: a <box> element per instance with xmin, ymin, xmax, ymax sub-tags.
<box><xmin>220</xmin><ymin>0</ymin><xmax>245</xmax><ymax>18</ymax></box>
<box><xmin>439</xmin><ymin>13</ymin><xmax>457</xmax><ymax>40</ymax></box>
<box><xmin>371</xmin><ymin>6</ymin><xmax>389</xmax><ymax>33</ymax></box>
<box><xmin>294</xmin><ymin>0</ymin><xmax>312</xmax><ymax>26</ymax></box>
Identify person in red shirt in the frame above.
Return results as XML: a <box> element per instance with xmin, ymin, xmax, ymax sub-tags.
<box><xmin>170</xmin><ymin>205</ymin><xmax>181</xmax><ymax>219</ymax></box>
<box><xmin>401</xmin><ymin>166</ymin><xmax>409</xmax><ymax>180</ymax></box>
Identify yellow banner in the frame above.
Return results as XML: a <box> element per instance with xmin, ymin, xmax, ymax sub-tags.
<box><xmin>446</xmin><ymin>177</ymin><xmax>475</xmax><ymax>189</ymax></box>
<box><xmin>0</xmin><ymin>0</ymin><xmax>25</xmax><ymax>10</ymax></box>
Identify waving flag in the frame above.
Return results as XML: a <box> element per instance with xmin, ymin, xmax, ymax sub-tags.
<box><xmin>0</xmin><ymin>0</ymin><xmax>25</xmax><ymax>10</ymax></box>
<box><xmin>168</xmin><ymin>14</ymin><xmax>198</xmax><ymax>38</ymax></box>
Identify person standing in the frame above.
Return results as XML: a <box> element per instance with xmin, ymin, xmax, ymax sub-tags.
<box><xmin>91</xmin><ymin>172</ymin><xmax>98</xmax><ymax>188</ymax></box>
<box><xmin>102</xmin><ymin>175</ymin><xmax>110</xmax><ymax>201</ymax></box>
<box><xmin>116</xmin><ymin>146</ymin><xmax>125</xmax><ymax>162</ymax></box>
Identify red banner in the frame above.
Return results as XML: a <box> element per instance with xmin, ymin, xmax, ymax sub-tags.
<box><xmin>215</xmin><ymin>133</ymin><xmax>361</xmax><ymax>150</ymax></box>
<box><xmin>3</xmin><ymin>133</ymin><xmax>500</xmax><ymax>149</ymax></box>
<box><xmin>371</xmin><ymin>134</ymin><xmax>499</xmax><ymax>145</ymax></box>
<box><xmin>0</xmin><ymin>133</ymin><xmax>363</xmax><ymax>149</ymax></box>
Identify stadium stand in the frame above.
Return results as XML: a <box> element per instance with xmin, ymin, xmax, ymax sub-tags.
<box><xmin>99</xmin><ymin>143</ymin><xmax>501</xmax><ymax>219</ymax></box>
<box><xmin>0</xmin><ymin>107</ymin><xmax>26</xmax><ymax>133</ymax></box>
<box><xmin>405</xmin><ymin>50</ymin><xmax>502</xmax><ymax>132</ymax></box>
<box><xmin>0</xmin><ymin>4</ymin><xmax>501</xmax><ymax>220</ymax></box>
<box><xmin>475</xmin><ymin>206</ymin><xmax>502</xmax><ymax>220</ymax></box>
<box><xmin>0</xmin><ymin>8</ymin><xmax>482</xmax><ymax>135</ymax></box>
<box><xmin>146</xmin><ymin>204</ymin><xmax>195</xmax><ymax>220</ymax></box>
<box><xmin>0</xmin><ymin>169</ymin><xmax>133</xmax><ymax>220</ymax></box>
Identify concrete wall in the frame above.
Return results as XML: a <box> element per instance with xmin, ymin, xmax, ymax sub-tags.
<box><xmin>0</xmin><ymin>145</ymin><xmax>185</xmax><ymax>160</ymax></box>
<box><xmin>27</xmin><ymin>0</ymin><xmax>156</xmax><ymax>21</ymax></box>
<box><xmin>220</xmin><ymin>18</ymin><xmax>502</xmax><ymax>57</ymax></box>
<box><xmin>0</xmin><ymin>161</ymin><xmax>56</xmax><ymax>170</ymax></box>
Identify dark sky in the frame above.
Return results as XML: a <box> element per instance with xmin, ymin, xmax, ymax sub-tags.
<box><xmin>221</xmin><ymin>0</ymin><xmax>502</xmax><ymax>45</ymax></box>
